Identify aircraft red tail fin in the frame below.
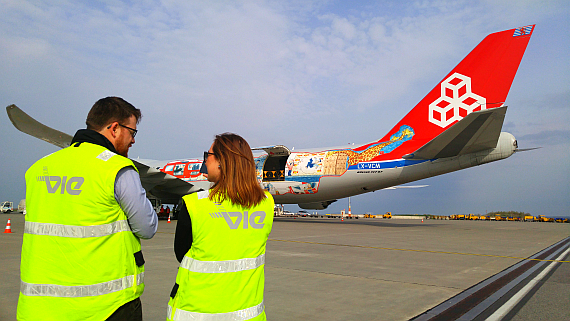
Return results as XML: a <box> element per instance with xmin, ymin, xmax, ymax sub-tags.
<box><xmin>362</xmin><ymin>25</ymin><xmax>534</xmax><ymax>160</ymax></box>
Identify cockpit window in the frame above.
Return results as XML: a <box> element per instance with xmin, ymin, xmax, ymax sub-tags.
<box><xmin>174</xmin><ymin>164</ymin><xmax>185</xmax><ymax>176</ymax></box>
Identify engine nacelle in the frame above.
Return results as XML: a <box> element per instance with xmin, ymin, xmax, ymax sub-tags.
<box><xmin>298</xmin><ymin>200</ymin><xmax>337</xmax><ymax>210</ymax></box>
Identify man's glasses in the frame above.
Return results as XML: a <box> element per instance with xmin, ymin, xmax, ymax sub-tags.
<box><xmin>106</xmin><ymin>123</ymin><xmax>138</xmax><ymax>138</ymax></box>
<box><xmin>204</xmin><ymin>151</ymin><xmax>215</xmax><ymax>162</ymax></box>
<box><xmin>118</xmin><ymin>124</ymin><xmax>138</xmax><ymax>138</ymax></box>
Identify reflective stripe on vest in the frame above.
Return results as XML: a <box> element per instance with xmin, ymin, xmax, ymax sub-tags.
<box><xmin>24</xmin><ymin>220</ymin><xmax>131</xmax><ymax>238</ymax></box>
<box><xmin>168</xmin><ymin>300</ymin><xmax>264</xmax><ymax>321</ymax></box>
<box><xmin>20</xmin><ymin>272</ymin><xmax>144</xmax><ymax>297</ymax></box>
<box><xmin>180</xmin><ymin>253</ymin><xmax>265</xmax><ymax>273</ymax></box>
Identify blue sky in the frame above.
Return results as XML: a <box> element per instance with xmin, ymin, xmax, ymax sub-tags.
<box><xmin>1</xmin><ymin>0</ymin><xmax>568</xmax><ymax>216</ymax></box>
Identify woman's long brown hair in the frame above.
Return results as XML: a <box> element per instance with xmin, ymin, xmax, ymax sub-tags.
<box><xmin>209</xmin><ymin>133</ymin><xmax>265</xmax><ymax>208</ymax></box>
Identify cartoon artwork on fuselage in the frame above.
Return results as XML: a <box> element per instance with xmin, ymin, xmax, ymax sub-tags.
<box><xmin>255</xmin><ymin>155</ymin><xmax>267</xmax><ymax>180</ymax></box>
<box><xmin>343</xmin><ymin>125</ymin><xmax>414</xmax><ymax>167</ymax></box>
<box><xmin>259</xmin><ymin>125</ymin><xmax>415</xmax><ymax>196</ymax></box>
<box><xmin>161</xmin><ymin>160</ymin><xmax>206</xmax><ymax>181</ymax></box>
<box><xmin>262</xmin><ymin>180</ymin><xmax>318</xmax><ymax>195</ymax></box>
<box><xmin>162</xmin><ymin>126</ymin><xmax>414</xmax><ymax>193</ymax></box>
<box><xmin>287</xmin><ymin>152</ymin><xmax>326</xmax><ymax>176</ymax></box>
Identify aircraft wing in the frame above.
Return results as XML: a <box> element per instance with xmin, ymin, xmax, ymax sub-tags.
<box><xmin>403</xmin><ymin>106</ymin><xmax>507</xmax><ymax>160</ymax></box>
<box><xmin>7</xmin><ymin>104</ymin><xmax>73</xmax><ymax>148</ymax></box>
<box><xmin>6</xmin><ymin>104</ymin><xmax>202</xmax><ymax>203</ymax></box>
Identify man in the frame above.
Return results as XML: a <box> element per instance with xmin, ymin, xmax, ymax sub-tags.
<box><xmin>18</xmin><ymin>97</ymin><xmax>158</xmax><ymax>321</ymax></box>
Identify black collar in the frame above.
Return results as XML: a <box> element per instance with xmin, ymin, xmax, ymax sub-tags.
<box><xmin>71</xmin><ymin>129</ymin><xmax>119</xmax><ymax>154</ymax></box>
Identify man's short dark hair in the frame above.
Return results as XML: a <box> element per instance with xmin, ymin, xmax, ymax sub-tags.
<box><xmin>86</xmin><ymin>97</ymin><xmax>142</xmax><ymax>131</ymax></box>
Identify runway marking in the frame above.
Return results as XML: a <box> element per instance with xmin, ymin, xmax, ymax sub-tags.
<box><xmin>485</xmin><ymin>246</ymin><xmax>570</xmax><ymax>320</ymax></box>
<box><xmin>409</xmin><ymin>237</ymin><xmax>570</xmax><ymax>321</ymax></box>
<box><xmin>268</xmin><ymin>239</ymin><xmax>570</xmax><ymax>263</ymax></box>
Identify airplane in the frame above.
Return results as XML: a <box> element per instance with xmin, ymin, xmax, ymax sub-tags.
<box><xmin>6</xmin><ymin>25</ymin><xmax>535</xmax><ymax>210</ymax></box>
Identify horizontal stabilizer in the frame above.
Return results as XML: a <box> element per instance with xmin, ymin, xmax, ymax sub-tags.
<box><xmin>6</xmin><ymin>105</ymin><xmax>72</xmax><ymax>148</ymax></box>
<box><xmin>403</xmin><ymin>106</ymin><xmax>507</xmax><ymax>160</ymax></box>
<box><xmin>515</xmin><ymin>147</ymin><xmax>541</xmax><ymax>152</ymax></box>
<box><xmin>383</xmin><ymin>185</ymin><xmax>429</xmax><ymax>190</ymax></box>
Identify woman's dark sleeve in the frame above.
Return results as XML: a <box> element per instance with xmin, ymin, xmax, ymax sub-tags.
<box><xmin>174</xmin><ymin>201</ymin><xmax>192</xmax><ymax>263</ymax></box>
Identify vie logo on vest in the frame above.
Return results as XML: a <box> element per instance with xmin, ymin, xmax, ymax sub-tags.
<box><xmin>214</xmin><ymin>211</ymin><xmax>266</xmax><ymax>229</ymax></box>
<box><xmin>38</xmin><ymin>176</ymin><xmax>84</xmax><ymax>195</ymax></box>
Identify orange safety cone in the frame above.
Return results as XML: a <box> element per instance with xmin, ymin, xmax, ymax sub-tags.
<box><xmin>341</xmin><ymin>217</ymin><xmax>344</xmax><ymax>222</ymax></box>
<box><xmin>421</xmin><ymin>218</ymin><xmax>424</xmax><ymax>223</ymax></box>
<box><xmin>167</xmin><ymin>215</ymin><xmax>171</xmax><ymax>223</ymax></box>
<box><xmin>4</xmin><ymin>219</ymin><xmax>12</xmax><ymax>233</ymax></box>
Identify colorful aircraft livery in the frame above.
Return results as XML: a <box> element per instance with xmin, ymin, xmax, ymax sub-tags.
<box><xmin>7</xmin><ymin>25</ymin><xmax>534</xmax><ymax>209</ymax></box>
<box><xmin>156</xmin><ymin>26</ymin><xmax>533</xmax><ymax>199</ymax></box>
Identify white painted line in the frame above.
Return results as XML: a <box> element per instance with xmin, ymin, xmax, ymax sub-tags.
<box><xmin>485</xmin><ymin>245</ymin><xmax>570</xmax><ymax>321</ymax></box>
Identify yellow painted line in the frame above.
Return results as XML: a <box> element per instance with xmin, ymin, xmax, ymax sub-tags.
<box><xmin>268</xmin><ymin>238</ymin><xmax>570</xmax><ymax>263</ymax></box>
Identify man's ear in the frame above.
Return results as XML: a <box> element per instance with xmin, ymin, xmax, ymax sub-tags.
<box><xmin>107</xmin><ymin>122</ymin><xmax>119</xmax><ymax>138</ymax></box>
<box><xmin>105</xmin><ymin>122</ymin><xmax>119</xmax><ymax>139</ymax></box>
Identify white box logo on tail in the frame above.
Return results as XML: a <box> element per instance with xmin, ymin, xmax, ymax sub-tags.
<box><xmin>429</xmin><ymin>73</ymin><xmax>486</xmax><ymax>128</ymax></box>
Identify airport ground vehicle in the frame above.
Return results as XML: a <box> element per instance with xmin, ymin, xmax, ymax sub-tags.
<box><xmin>1</xmin><ymin>201</ymin><xmax>13</xmax><ymax>213</ymax></box>
<box><xmin>298</xmin><ymin>210</ymin><xmax>309</xmax><ymax>217</ymax></box>
<box><xmin>149</xmin><ymin>198</ymin><xmax>161</xmax><ymax>215</ymax></box>
<box><xmin>383</xmin><ymin>212</ymin><xmax>392</xmax><ymax>219</ymax></box>
<box><xmin>523</xmin><ymin>215</ymin><xmax>535</xmax><ymax>222</ymax></box>
<box><xmin>364</xmin><ymin>213</ymin><xmax>376</xmax><ymax>218</ymax></box>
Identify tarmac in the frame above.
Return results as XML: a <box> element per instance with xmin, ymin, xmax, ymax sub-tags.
<box><xmin>1</xmin><ymin>214</ymin><xmax>569</xmax><ymax>320</ymax></box>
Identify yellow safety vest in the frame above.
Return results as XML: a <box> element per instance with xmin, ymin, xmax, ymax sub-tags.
<box><xmin>18</xmin><ymin>142</ymin><xmax>144</xmax><ymax>321</ymax></box>
<box><xmin>167</xmin><ymin>190</ymin><xmax>274</xmax><ymax>321</ymax></box>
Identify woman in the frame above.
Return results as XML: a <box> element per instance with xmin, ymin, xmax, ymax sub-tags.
<box><xmin>168</xmin><ymin>133</ymin><xmax>274</xmax><ymax>321</ymax></box>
